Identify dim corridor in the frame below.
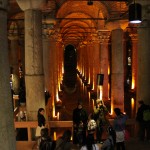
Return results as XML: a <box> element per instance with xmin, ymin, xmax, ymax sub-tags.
<box><xmin>57</xmin><ymin>76</ymin><xmax>93</xmax><ymax>121</ymax></box>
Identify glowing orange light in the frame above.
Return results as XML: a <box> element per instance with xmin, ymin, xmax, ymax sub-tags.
<box><xmin>54</xmin><ymin>132</ymin><xmax>56</xmax><ymax>141</ymax></box>
<box><xmin>131</xmin><ymin>78</ymin><xmax>135</xmax><ymax>89</ymax></box>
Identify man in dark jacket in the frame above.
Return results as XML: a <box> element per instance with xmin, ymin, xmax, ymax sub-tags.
<box><xmin>73</xmin><ymin>101</ymin><xmax>88</xmax><ymax>145</ymax></box>
<box><xmin>136</xmin><ymin>100</ymin><xmax>150</xmax><ymax>141</ymax></box>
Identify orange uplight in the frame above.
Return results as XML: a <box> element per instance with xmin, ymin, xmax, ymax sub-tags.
<box><xmin>54</xmin><ymin>132</ymin><xmax>56</xmax><ymax>141</ymax></box>
<box><xmin>108</xmin><ymin>67</ymin><xmax>110</xmax><ymax>75</ymax></box>
<box><xmin>52</xmin><ymin>106</ymin><xmax>56</xmax><ymax>118</ymax></box>
<box><xmin>131</xmin><ymin>78</ymin><xmax>135</xmax><ymax>89</ymax></box>
<box><xmin>100</xmin><ymin>86</ymin><xmax>103</xmax><ymax>100</ymax></box>
<box><xmin>92</xmin><ymin>99</ymin><xmax>95</xmax><ymax>109</ymax></box>
<box><xmin>57</xmin><ymin>112</ymin><xmax>60</xmax><ymax>120</ymax></box>
<box><xmin>108</xmin><ymin>83</ymin><xmax>110</xmax><ymax>99</ymax></box>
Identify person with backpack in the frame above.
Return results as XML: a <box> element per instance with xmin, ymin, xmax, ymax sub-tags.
<box><xmin>136</xmin><ymin>100</ymin><xmax>150</xmax><ymax>141</ymax></box>
<box><xmin>93</xmin><ymin>99</ymin><xmax>110</xmax><ymax>143</ymax></box>
<box><xmin>101</xmin><ymin>126</ymin><xmax>116</xmax><ymax>150</ymax></box>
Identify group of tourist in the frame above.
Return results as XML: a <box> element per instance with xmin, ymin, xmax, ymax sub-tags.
<box><xmin>72</xmin><ymin>100</ymin><xmax>129</xmax><ymax>150</ymax></box>
<box><xmin>34</xmin><ymin>99</ymin><xmax>150</xmax><ymax>150</ymax></box>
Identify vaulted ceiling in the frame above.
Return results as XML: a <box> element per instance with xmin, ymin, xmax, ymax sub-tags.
<box><xmin>8</xmin><ymin>0</ymin><xmax>132</xmax><ymax>46</ymax></box>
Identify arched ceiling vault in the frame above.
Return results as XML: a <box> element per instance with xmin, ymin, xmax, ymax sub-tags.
<box><xmin>9</xmin><ymin>0</ymin><xmax>130</xmax><ymax>46</ymax></box>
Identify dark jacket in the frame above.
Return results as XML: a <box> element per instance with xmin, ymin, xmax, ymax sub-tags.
<box><xmin>38</xmin><ymin>114</ymin><xmax>46</xmax><ymax>127</ymax></box>
<box><xmin>73</xmin><ymin>108</ymin><xmax>88</xmax><ymax>127</ymax></box>
<box><xmin>136</xmin><ymin>104</ymin><xmax>149</xmax><ymax>122</ymax></box>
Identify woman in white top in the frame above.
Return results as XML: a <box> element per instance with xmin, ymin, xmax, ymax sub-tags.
<box><xmin>80</xmin><ymin>134</ymin><xmax>99</xmax><ymax>150</ymax></box>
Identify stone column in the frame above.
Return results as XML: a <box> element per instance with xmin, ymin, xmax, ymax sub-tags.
<box><xmin>129</xmin><ymin>31</ymin><xmax>138</xmax><ymax>91</ymax></box>
<box><xmin>93</xmin><ymin>40</ymin><xmax>100</xmax><ymax>92</ymax></box>
<box><xmin>87</xmin><ymin>42</ymin><xmax>94</xmax><ymax>89</ymax></box>
<box><xmin>8</xmin><ymin>22</ymin><xmax>20</xmax><ymax>94</ymax></box>
<box><xmin>98</xmin><ymin>30</ymin><xmax>110</xmax><ymax>100</ymax></box>
<box><xmin>43</xmin><ymin>37</ymin><xmax>50</xmax><ymax>92</ymax></box>
<box><xmin>0</xmin><ymin>0</ymin><xmax>16</xmax><ymax>149</ymax></box>
<box><xmin>8</xmin><ymin>22</ymin><xmax>19</xmax><ymax>75</ymax></box>
<box><xmin>83</xmin><ymin>44</ymin><xmax>89</xmax><ymax>81</ymax></box>
<box><xmin>111</xmin><ymin>28</ymin><xmax>125</xmax><ymax>112</ymax></box>
<box><xmin>137</xmin><ymin>20</ymin><xmax>150</xmax><ymax>105</ymax></box>
<box><xmin>49</xmin><ymin>36</ymin><xmax>58</xmax><ymax>118</ymax></box>
<box><xmin>17</xmin><ymin>0</ymin><xmax>46</xmax><ymax>120</ymax></box>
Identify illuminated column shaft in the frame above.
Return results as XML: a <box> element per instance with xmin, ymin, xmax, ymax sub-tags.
<box><xmin>17</xmin><ymin>0</ymin><xmax>46</xmax><ymax>120</ymax></box>
<box><xmin>8</xmin><ymin>33</ymin><xmax>20</xmax><ymax>94</ymax></box>
<box><xmin>57</xmin><ymin>42</ymin><xmax>63</xmax><ymax>90</ymax></box>
<box><xmin>111</xmin><ymin>28</ymin><xmax>124</xmax><ymax>111</ymax></box>
<box><xmin>8</xmin><ymin>36</ymin><xmax>19</xmax><ymax>76</ymax></box>
<box><xmin>98</xmin><ymin>30</ymin><xmax>110</xmax><ymax>100</ymax></box>
<box><xmin>49</xmin><ymin>36</ymin><xmax>59</xmax><ymax>117</ymax></box>
<box><xmin>49</xmin><ymin>38</ymin><xmax>55</xmax><ymax>117</ymax></box>
<box><xmin>129</xmin><ymin>32</ymin><xmax>137</xmax><ymax>90</ymax></box>
<box><xmin>43</xmin><ymin>37</ymin><xmax>50</xmax><ymax>91</ymax></box>
<box><xmin>85</xmin><ymin>45</ymin><xmax>89</xmax><ymax>81</ymax></box>
<box><xmin>0</xmin><ymin>1</ymin><xmax>16</xmax><ymax>149</ymax></box>
<box><xmin>97</xmin><ymin>74</ymin><xmax>104</xmax><ymax>102</ymax></box>
<box><xmin>88</xmin><ymin>42</ymin><xmax>94</xmax><ymax>88</ymax></box>
<box><xmin>93</xmin><ymin>40</ymin><xmax>100</xmax><ymax>91</ymax></box>
<box><xmin>86</xmin><ymin>43</ymin><xmax>92</xmax><ymax>84</ymax></box>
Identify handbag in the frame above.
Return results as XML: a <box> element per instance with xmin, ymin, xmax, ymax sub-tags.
<box><xmin>124</xmin><ymin>129</ymin><xmax>130</xmax><ymax>141</ymax></box>
<box><xmin>118</xmin><ymin>119</ymin><xmax>130</xmax><ymax>141</ymax></box>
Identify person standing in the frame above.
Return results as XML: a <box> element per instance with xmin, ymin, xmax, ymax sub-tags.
<box><xmin>136</xmin><ymin>100</ymin><xmax>150</xmax><ymax>141</ymax></box>
<box><xmin>35</xmin><ymin>108</ymin><xmax>46</xmax><ymax>148</ymax></box>
<box><xmin>73</xmin><ymin>101</ymin><xmax>88</xmax><ymax>146</ymax></box>
<box><xmin>93</xmin><ymin>99</ymin><xmax>110</xmax><ymax>143</ymax></box>
<box><xmin>113</xmin><ymin>108</ymin><xmax>128</xmax><ymax>150</ymax></box>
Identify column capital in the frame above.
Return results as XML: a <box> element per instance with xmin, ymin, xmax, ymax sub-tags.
<box><xmin>8</xmin><ymin>22</ymin><xmax>19</xmax><ymax>40</ymax></box>
<box><xmin>16</xmin><ymin>0</ymin><xmax>46</xmax><ymax>11</ymax></box>
<box><xmin>97</xmin><ymin>30</ymin><xmax>110</xmax><ymax>43</ymax></box>
<box><xmin>126</xmin><ymin>26</ymin><xmax>138</xmax><ymax>41</ymax></box>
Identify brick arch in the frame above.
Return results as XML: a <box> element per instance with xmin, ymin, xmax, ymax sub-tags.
<box><xmin>56</xmin><ymin>1</ymin><xmax>108</xmax><ymax>19</ymax></box>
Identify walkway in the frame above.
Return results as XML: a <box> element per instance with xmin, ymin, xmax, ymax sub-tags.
<box><xmin>16</xmin><ymin>138</ymin><xmax>150</xmax><ymax>150</ymax></box>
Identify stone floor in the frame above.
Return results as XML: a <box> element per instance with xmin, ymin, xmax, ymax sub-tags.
<box><xmin>125</xmin><ymin>138</ymin><xmax>150</xmax><ymax>150</ymax></box>
<box><xmin>16</xmin><ymin>138</ymin><xmax>150</xmax><ymax>150</ymax></box>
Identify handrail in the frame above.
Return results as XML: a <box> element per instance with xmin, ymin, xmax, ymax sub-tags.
<box><xmin>15</xmin><ymin>121</ymin><xmax>73</xmax><ymax>141</ymax></box>
<box><xmin>14</xmin><ymin>119</ymin><xmax>136</xmax><ymax>142</ymax></box>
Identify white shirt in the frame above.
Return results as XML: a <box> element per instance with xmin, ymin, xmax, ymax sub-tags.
<box><xmin>80</xmin><ymin>144</ymin><xmax>99</xmax><ymax>150</ymax></box>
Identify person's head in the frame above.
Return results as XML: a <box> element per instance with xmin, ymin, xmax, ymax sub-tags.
<box><xmin>41</xmin><ymin>128</ymin><xmax>49</xmax><ymax>138</ymax></box>
<box><xmin>138</xmin><ymin>100</ymin><xmax>144</xmax><ymax>106</ymax></box>
<box><xmin>96</xmin><ymin>99</ymin><xmax>103</xmax><ymax>107</ymax></box>
<box><xmin>38</xmin><ymin>108</ymin><xmax>45</xmax><ymax>116</ymax></box>
<box><xmin>77</xmin><ymin>101</ymin><xmax>82</xmax><ymax>109</ymax></box>
<box><xmin>114</xmin><ymin>108</ymin><xmax>122</xmax><ymax>116</ymax></box>
<box><xmin>62</xmin><ymin>129</ymin><xmax>71</xmax><ymax>142</ymax></box>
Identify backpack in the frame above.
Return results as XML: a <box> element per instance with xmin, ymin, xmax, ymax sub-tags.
<box><xmin>39</xmin><ymin>139</ymin><xmax>52</xmax><ymax>150</ymax></box>
<box><xmin>143</xmin><ymin>105</ymin><xmax>150</xmax><ymax>121</ymax></box>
